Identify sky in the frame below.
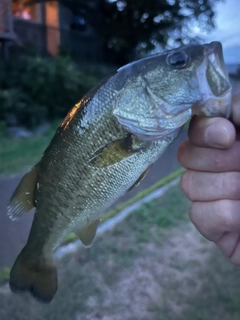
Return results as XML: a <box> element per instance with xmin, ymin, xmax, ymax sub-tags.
<box><xmin>110</xmin><ymin>0</ymin><xmax>240</xmax><ymax>65</ymax></box>
<box><xmin>194</xmin><ymin>0</ymin><xmax>240</xmax><ymax>64</ymax></box>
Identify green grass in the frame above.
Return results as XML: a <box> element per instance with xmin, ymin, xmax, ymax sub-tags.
<box><xmin>120</xmin><ymin>183</ymin><xmax>189</xmax><ymax>243</ymax></box>
<box><xmin>0</xmin><ymin>121</ymin><xmax>59</xmax><ymax>176</ymax></box>
<box><xmin>0</xmin><ymin>267</ymin><xmax>10</xmax><ymax>283</ymax></box>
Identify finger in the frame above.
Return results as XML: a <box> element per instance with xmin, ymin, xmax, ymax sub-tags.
<box><xmin>189</xmin><ymin>200</ymin><xmax>240</xmax><ymax>242</ymax></box>
<box><xmin>215</xmin><ymin>232</ymin><xmax>240</xmax><ymax>265</ymax></box>
<box><xmin>180</xmin><ymin>171</ymin><xmax>240</xmax><ymax>201</ymax></box>
<box><xmin>177</xmin><ymin>140</ymin><xmax>240</xmax><ymax>172</ymax></box>
<box><xmin>232</xmin><ymin>93</ymin><xmax>240</xmax><ymax>126</ymax></box>
<box><xmin>187</xmin><ymin>116</ymin><xmax>235</xmax><ymax>148</ymax></box>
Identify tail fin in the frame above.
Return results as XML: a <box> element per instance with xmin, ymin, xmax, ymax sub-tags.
<box><xmin>9</xmin><ymin>247</ymin><xmax>58</xmax><ymax>303</ymax></box>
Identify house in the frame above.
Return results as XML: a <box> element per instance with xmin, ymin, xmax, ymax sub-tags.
<box><xmin>0</xmin><ymin>0</ymin><xmax>16</xmax><ymax>58</ymax></box>
<box><xmin>1</xmin><ymin>0</ymin><xmax>102</xmax><ymax>61</ymax></box>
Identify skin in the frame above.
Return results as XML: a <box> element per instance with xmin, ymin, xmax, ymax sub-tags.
<box><xmin>178</xmin><ymin>92</ymin><xmax>240</xmax><ymax>265</ymax></box>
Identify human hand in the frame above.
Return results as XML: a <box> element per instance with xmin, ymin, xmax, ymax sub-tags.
<box><xmin>177</xmin><ymin>93</ymin><xmax>240</xmax><ymax>265</ymax></box>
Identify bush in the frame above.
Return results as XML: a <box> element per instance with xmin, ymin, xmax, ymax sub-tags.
<box><xmin>0</xmin><ymin>54</ymin><xmax>106</xmax><ymax>128</ymax></box>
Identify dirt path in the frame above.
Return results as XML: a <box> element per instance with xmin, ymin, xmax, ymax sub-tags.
<box><xmin>74</xmin><ymin>222</ymin><xmax>214</xmax><ymax>320</ymax></box>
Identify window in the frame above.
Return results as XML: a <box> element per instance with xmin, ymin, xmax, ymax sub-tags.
<box><xmin>12</xmin><ymin>0</ymin><xmax>41</xmax><ymax>22</ymax></box>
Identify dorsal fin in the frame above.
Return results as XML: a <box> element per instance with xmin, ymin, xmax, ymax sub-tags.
<box><xmin>75</xmin><ymin>219</ymin><xmax>100</xmax><ymax>247</ymax></box>
<box><xmin>7</xmin><ymin>165</ymin><xmax>39</xmax><ymax>221</ymax></box>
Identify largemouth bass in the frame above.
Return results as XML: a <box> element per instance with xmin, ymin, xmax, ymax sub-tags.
<box><xmin>7</xmin><ymin>41</ymin><xmax>231</xmax><ymax>303</ymax></box>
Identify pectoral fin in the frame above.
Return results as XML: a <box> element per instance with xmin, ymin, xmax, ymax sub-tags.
<box><xmin>75</xmin><ymin>219</ymin><xmax>100</xmax><ymax>247</ymax></box>
<box><xmin>88</xmin><ymin>134</ymin><xmax>139</xmax><ymax>167</ymax></box>
<box><xmin>7</xmin><ymin>164</ymin><xmax>39</xmax><ymax>220</ymax></box>
<box><xmin>128</xmin><ymin>166</ymin><xmax>151</xmax><ymax>191</ymax></box>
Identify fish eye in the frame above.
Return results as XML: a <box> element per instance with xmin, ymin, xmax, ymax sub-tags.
<box><xmin>167</xmin><ymin>50</ymin><xmax>189</xmax><ymax>68</ymax></box>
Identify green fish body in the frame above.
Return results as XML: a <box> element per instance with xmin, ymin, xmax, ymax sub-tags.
<box><xmin>7</xmin><ymin>41</ymin><xmax>232</xmax><ymax>303</ymax></box>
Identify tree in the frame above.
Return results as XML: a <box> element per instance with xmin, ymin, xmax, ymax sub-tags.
<box><xmin>27</xmin><ymin>0</ymin><xmax>222</xmax><ymax>64</ymax></box>
<box><xmin>98</xmin><ymin>0</ymin><xmax>222</xmax><ymax>64</ymax></box>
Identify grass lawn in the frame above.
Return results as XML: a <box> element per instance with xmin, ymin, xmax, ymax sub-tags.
<box><xmin>1</xmin><ymin>183</ymin><xmax>240</xmax><ymax>320</ymax></box>
<box><xmin>0</xmin><ymin>121</ymin><xmax>59</xmax><ymax>176</ymax></box>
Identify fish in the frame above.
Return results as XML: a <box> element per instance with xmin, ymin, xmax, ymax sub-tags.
<box><xmin>7</xmin><ymin>41</ymin><xmax>232</xmax><ymax>303</ymax></box>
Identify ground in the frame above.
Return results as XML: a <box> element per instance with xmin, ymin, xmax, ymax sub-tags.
<box><xmin>1</xmin><ymin>184</ymin><xmax>240</xmax><ymax>320</ymax></box>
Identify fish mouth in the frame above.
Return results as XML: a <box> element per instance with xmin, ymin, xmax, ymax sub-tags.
<box><xmin>193</xmin><ymin>41</ymin><xmax>232</xmax><ymax>118</ymax></box>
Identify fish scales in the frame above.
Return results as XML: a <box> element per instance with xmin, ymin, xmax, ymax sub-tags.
<box><xmin>7</xmin><ymin>41</ymin><xmax>232</xmax><ymax>303</ymax></box>
<box><xmin>32</xmin><ymin>74</ymin><xmax>177</xmax><ymax>254</ymax></box>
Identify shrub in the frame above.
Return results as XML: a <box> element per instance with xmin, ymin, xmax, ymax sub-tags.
<box><xmin>0</xmin><ymin>54</ymin><xmax>105</xmax><ymax>128</ymax></box>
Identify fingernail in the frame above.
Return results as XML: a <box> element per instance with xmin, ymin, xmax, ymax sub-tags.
<box><xmin>205</xmin><ymin>125</ymin><xmax>230</xmax><ymax>147</ymax></box>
